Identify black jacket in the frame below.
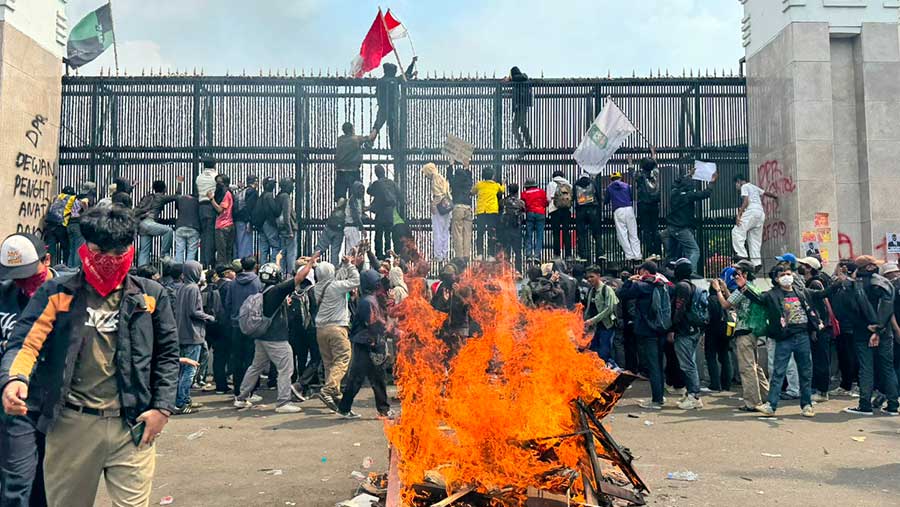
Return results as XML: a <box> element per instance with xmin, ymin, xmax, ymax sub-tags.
<box><xmin>276</xmin><ymin>192</ymin><xmax>297</xmax><ymax>235</ymax></box>
<box><xmin>448</xmin><ymin>166</ymin><xmax>474</xmax><ymax>206</ymax></box>
<box><xmin>0</xmin><ymin>273</ymin><xmax>179</xmax><ymax>430</ymax></box>
<box><xmin>635</xmin><ymin>169</ymin><xmax>661</xmax><ymax>207</ymax></box>
<box><xmin>253</xmin><ymin>190</ymin><xmax>279</xmax><ymax>228</ymax></box>
<box><xmin>742</xmin><ymin>285</ymin><xmax>821</xmax><ymax>341</ymax></box>
<box><xmin>667</xmin><ymin>181</ymin><xmax>712</xmax><ymax>229</ymax></box>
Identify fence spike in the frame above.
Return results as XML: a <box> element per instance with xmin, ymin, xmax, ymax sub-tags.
<box><xmin>607</xmin><ymin>69</ymin><xmax>611</xmax><ymax>79</ymax></box>
<box><xmin>632</xmin><ymin>69</ymin><xmax>635</xmax><ymax>78</ymax></box>
<box><xmin>541</xmin><ymin>70</ymin><xmax>544</xmax><ymax>78</ymax></box>
<box><xmin>141</xmin><ymin>68</ymin><xmax>145</xmax><ymax>77</ymax></box>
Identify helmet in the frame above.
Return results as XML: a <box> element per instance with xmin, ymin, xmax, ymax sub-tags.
<box><xmin>258</xmin><ymin>263</ymin><xmax>283</xmax><ymax>285</ymax></box>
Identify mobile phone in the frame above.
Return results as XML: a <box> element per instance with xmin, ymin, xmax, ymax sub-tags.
<box><xmin>130</xmin><ymin>421</ymin><xmax>146</xmax><ymax>446</ymax></box>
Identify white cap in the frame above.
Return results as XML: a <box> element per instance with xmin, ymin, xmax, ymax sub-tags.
<box><xmin>0</xmin><ymin>234</ymin><xmax>46</xmax><ymax>280</ymax></box>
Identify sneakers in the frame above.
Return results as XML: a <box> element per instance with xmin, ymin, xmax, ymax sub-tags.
<box><xmin>290</xmin><ymin>383</ymin><xmax>307</xmax><ymax>402</ymax></box>
<box><xmin>234</xmin><ymin>398</ymin><xmax>252</xmax><ymax>409</ymax></box>
<box><xmin>248</xmin><ymin>394</ymin><xmax>263</xmax><ymax>403</ymax></box>
<box><xmin>665</xmin><ymin>385</ymin><xmax>686</xmax><ymax>397</ymax></box>
<box><xmin>378</xmin><ymin>409</ymin><xmax>398</xmax><ymax>420</ymax></box>
<box><xmin>201</xmin><ymin>383</ymin><xmax>216</xmax><ymax>392</ymax></box>
<box><xmin>811</xmin><ymin>392</ymin><xmax>829</xmax><ymax>403</ymax></box>
<box><xmin>872</xmin><ymin>394</ymin><xmax>887</xmax><ymax>410</ymax></box>
<box><xmin>338</xmin><ymin>410</ymin><xmax>361</xmax><ymax>419</ymax></box>
<box><xmin>638</xmin><ymin>400</ymin><xmax>664</xmax><ymax>410</ymax></box>
<box><xmin>755</xmin><ymin>402</ymin><xmax>775</xmax><ymax>416</ymax></box>
<box><xmin>214</xmin><ymin>389</ymin><xmax>230</xmax><ymax>395</ymax></box>
<box><xmin>843</xmin><ymin>406</ymin><xmax>874</xmax><ymax>416</ymax></box>
<box><xmin>317</xmin><ymin>392</ymin><xmax>339</xmax><ymax>412</ymax></box>
<box><xmin>677</xmin><ymin>395</ymin><xmax>703</xmax><ymax>410</ymax></box>
<box><xmin>275</xmin><ymin>402</ymin><xmax>303</xmax><ymax>414</ymax></box>
<box><xmin>779</xmin><ymin>392</ymin><xmax>799</xmax><ymax>401</ymax></box>
<box><xmin>829</xmin><ymin>387</ymin><xmax>852</xmax><ymax>397</ymax></box>
<box><xmin>881</xmin><ymin>407</ymin><xmax>900</xmax><ymax>416</ymax></box>
<box><xmin>801</xmin><ymin>405</ymin><xmax>815</xmax><ymax>418</ymax></box>
<box><xmin>850</xmin><ymin>386</ymin><xmax>860</xmax><ymax>398</ymax></box>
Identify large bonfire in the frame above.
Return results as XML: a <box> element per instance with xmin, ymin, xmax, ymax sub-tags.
<box><xmin>384</xmin><ymin>262</ymin><xmax>638</xmax><ymax>506</ymax></box>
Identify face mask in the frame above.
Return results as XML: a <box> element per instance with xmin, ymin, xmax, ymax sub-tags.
<box><xmin>778</xmin><ymin>274</ymin><xmax>794</xmax><ymax>288</ymax></box>
<box><xmin>78</xmin><ymin>244</ymin><xmax>135</xmax><ymax>297</ymax></box>
<box><xmin>14</xmin><ymin>268</ymin><xmax>48</xmax><ymax>298</ymax></box>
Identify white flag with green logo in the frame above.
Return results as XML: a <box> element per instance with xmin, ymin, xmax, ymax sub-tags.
<box><xmin>573</xmin><ymin>99</ymin><xmax>637</xmax><ymax>175</ymax></box>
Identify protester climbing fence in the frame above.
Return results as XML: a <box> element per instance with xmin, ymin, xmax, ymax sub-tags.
<box><xmin>57</xmin><ymin>75</ymin><xmax>748</xmax><ymax>274</ymax></box>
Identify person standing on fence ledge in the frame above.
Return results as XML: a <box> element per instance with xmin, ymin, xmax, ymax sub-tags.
<box><xmin>367</xmin><ymin>165</ymin><xmax>402</xmax><ymax>260</ymax></box>
<box><xmin>276</xmin><ymin>178</ymin><xmax>298</xmax><ymax>275</ymax></box>
<box><xmin>253</xmin><ymin>178</ymin><xmax>280</xmax><ymax>264</ymax></box>
<box><xmin>135</xmin><ymin>177</ymin><xmax>183</xmax><ymax>266</ymax></box>
<box><xmin>197</xmin><ymin>159</ymin><xmax>219</xmax><ymax>266</ymax></box>
<box><xmin>732</xmin><ymin>174</ymin><xmax>773</xmax><ymax>270</ymax></box>
<box><xmin>574</xmin><ymin>172</ymin><xmax>604</xmax><ymax>263</ymax></box>
<box><xmin>499</xmin><ymin>183</ymin><xmax>526</xmax><ymax>271</ymax></box>
<box><xmin>547</xmin><ymin>170</ymin><xmax>574</xmax><ymax>260</ymax></box>
<box><xmin>209</xmin><ymin>175</ymin><xmax>235</xmax><ymax>267</ymax></box>
<box><xmin>471</xmin><ymin>168</ymin><xmax>505</xmax><ymax>261</ymax></box>
<box><xmin>506</xmin><ymin>66</ymin><xmax>533</xmax><ymax>149</ymax></box>
<box><xmin>422</xmin><ymin>163</ymin><xmax>452</xmax><ymax>261</ymax></box>
<box><xmin>372</xmin><ymin>61</ymin><xmax>415</xmax><ymax>151</ymax></box>
<box><xmin>666</xmin><ymin>170</ymin><xmax>717</xmax><ymax>274</ymax></box>
<box><xmin>344</xmin><ymin>181</ymin><xmax>366</xmax><ymax>257</ymax></box>
<box><xmin>448</xmin><ymin>164</ymin><xmax>474</xmax><ymax>261</ymax></box>
<box><xmin>334</xmin><ymin>122</ymin><xmax>375</xmax><ymax>202</ymax></box>
<box><xmin>605</xmin><ymin>172</ymin><xmax>641</xmax><ymax>264</ymax></box>
<box><xmin>633</xmin><ymin>149</ymin><xmax>662</xmax><ymax>257</ymax></box>
<box><xmin>233</xmin><ymin>175</ymin><xmax>259</xmax><ymax>260</ymax></box>
<box><xmin>521</xmin><ymin>178</ymin><xmax>548</xmax><ymax>263</ymax></box>
<box><xmin>1</xmin><ymin>206</ymin><xmax>179</xmax><ymax>507</ymax></box>
<box><xmin>173</xmin><ymin>189</ymin><xmax>201</xmax><ymax>263</ymax></box>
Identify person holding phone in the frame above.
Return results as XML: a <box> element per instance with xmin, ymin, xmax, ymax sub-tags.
<box><xmin>0</xmin><ymin>206</ymin><xmax>179</xmax><ymax>507</ymax></box>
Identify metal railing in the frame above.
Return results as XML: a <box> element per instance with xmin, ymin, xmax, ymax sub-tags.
<box><xmin>58</xmin><ymin>75</ymin><xmax>748</xmax><ymax>274</ymax></box>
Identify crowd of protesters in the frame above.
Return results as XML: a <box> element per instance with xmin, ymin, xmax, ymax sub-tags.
<box><xmin>1</xmin><ymin>125</ymin><xmax>899</xmax><ymax>507</ymax></box>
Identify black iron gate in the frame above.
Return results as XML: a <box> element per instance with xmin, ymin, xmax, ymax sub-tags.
<box><xmin>57</xmin><ymin>75</ymin><xmax>747</xmax><ymax>274</ymax></box>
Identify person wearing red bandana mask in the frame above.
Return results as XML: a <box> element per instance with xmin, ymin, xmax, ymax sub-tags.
<box><xmin>1</xmin><ymin>206</ymin><xmax>179</xmax><ymax>507</ymax></box>
<box><xmin>0</xmin><ymin>233</ymin><xmax>55</xmax><ymax>506</ymax></box>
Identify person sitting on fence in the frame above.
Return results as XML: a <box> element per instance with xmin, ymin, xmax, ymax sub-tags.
<box><xmin>135</xmin><ymin>177</ymin><xmax>183</xmax><ymax>266</ymax></box>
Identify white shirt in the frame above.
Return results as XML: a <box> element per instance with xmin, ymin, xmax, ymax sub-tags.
<box><xmin>196</xmin><ymin>169</ymin><xmax>218</xmax><ymax>202</ymax></box>
<box><xmin>741</xmin><ymin>183</ymin><xmax>764</xmax><ymax>214</ymax></box>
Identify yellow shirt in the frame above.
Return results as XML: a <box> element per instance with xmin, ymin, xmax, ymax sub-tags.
<box><xmin>473</xmin><ymin>181</ymin><xmax>505</xmax><ymax>215</ymax></box>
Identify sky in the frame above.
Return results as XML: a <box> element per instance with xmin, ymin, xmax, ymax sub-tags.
<box><xmin>67</xmin><ymin>0</ymin><xmax>745</xmax><ymax>78</ymax></box>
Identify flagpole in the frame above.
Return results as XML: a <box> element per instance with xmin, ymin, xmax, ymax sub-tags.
<box><xmin>108</xmin><ymin>0</ymin><xmax>120</xmax><ymax>74</ymax></box>
<box><xmin>605</xmin><ymin>95</ymin><xmax>652</xmax><ymax>146</ymax></box>
<box><xmin>379</xmin><ymin>7</ymin><xmax>405</xmax><ymax>78</ymax></box>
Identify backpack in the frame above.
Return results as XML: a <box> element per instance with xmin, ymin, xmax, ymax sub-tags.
<box><xmin>234</xmin><ymin>187</ymin><xmax>249</xmax><ymax>219</ymax></box>
<box><xmin>501</xmin><ymin>198</ymin><xmax>523</xmax><ymax>228</ymax></box>
<box><xmin>553</xmin><ymin>182</ymin><xmax>573</xmax><ymax>209</ymax></box>
<box><xmin>46</xmin><ymin>194</ymin><xmax>75</xmax><ymax>226</ymax></box>
<box><xmin>575</xmin><ymin>183</ymin><xmax>597</xmax><ymax>206</ymax></box>
<box><xmin>238</xmin><ymin>289</ymin><xmax>273</xmax><ymax>338</ymax></box>
<box><xmin>686</xmin><ymin>283</ymin><xmax>710</xmax><ymax>328</ymax></box>
<box><xmin>646</xmin><ymin>283</ymin><xmax>672</xmax><ymax>333</ymax></box>
<box><xmin>202</xmin><ymin>285</ymin><xmax>223</xmax><ymax>324</ymax></box>
<box><xmin>288</xmin><ymin>285</ymin><xmax>316</xmax><ymax>330</ymax></box>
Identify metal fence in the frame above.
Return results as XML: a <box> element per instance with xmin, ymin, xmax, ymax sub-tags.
<box><xmin>58</xmin><ymin>75</ymin><xmax>748</xmax><ymax>274</ymax></box>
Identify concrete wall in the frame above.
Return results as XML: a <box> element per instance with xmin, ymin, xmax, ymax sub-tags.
<box><xmin>747</xmin><ymin>13</ymin><xmax>900</xmax><ymax>267</ymax></box>
<box><xmin>0</xmin><ymin>1</ymin><xmax>66</xmax><ymax>239</ymax></box>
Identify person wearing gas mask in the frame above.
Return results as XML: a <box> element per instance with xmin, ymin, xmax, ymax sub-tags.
<box><xmin>735</xmin><ymin>264</ymin><xmax>819</xmax><ymax>417</ymax></box>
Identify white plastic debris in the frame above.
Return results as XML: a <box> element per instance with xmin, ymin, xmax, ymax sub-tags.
<box><xmin>666</xmin><ymin>471</ymin><xmax>698</xmax><ymax>482</ymax></box>
<box><xmin>362</xmin><ymin>456</ymin><xmax>374</xmax><ymax>469</ymax></box>
<box><xmin>350</xmin><ymin>471</ymin><xmax>367</xmax><ymax>481</ymax></box>
<box><xmin>760</xmin><ymin>453</ymin><xmax>782</xmax><ymax>458</ymax></box>
<box><xmin>353</xmin><ymin>442</ymin><xmax>362</xmax><ymax>447</ymax></box>
<box><xmin>159</xmin><ymin>497</ymin><xmax>174</xmax><ymax>506</ymax></box>
<box><xmin>186</xmin><ymin>428</ymin><xmax>208</xmax><ymax>440</ymax></box>
<box><xmin>336</xmin><ymin>493</ymin><xmax>379</xmax><ymax>507</ymax></box>
<box><xmin>644</xmin><ymin>420</ymin><xmax>654</xmax><ymax>427</ymax></box>
<box><xmin>265</xmin><ymin>469</ymin><xmax>283</xmax><ymax>476</ymax></box>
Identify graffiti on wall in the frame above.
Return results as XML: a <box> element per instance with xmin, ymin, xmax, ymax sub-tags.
<box><xmin>12</xmin><ymin>114</ymin><xmax>54</xmax><ymax>236</ymax></box>
<box><xmin>758</xmin><ymin>160</ymin><xmax>795</xmax><ymax>242</ymax></box>
<box><xmin>837</xmin><ymin>232</ymin><xmax>894</xmax><ymax>261</ymax></box>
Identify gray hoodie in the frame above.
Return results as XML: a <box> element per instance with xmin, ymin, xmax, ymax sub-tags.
<box><xmin>175</xmin><ymin>261</ymin><xmax>215</xmax><ymax>345</ymax></box>
<box><xmin>313</xmin><ymin>261</ymin><xmax>360</xmax><ymax>328</ymax></box>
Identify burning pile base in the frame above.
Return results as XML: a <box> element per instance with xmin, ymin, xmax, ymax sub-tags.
<box><xmin>373</xmin><ymin>264</ymin><xmax>648</xmax><ymax>507</ymax></box>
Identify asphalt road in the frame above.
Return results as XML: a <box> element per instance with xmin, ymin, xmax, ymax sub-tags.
<box><xmin>94</xmin><ymin>382</ymin><xmax>900</xmax><ymax>507</ymax></box>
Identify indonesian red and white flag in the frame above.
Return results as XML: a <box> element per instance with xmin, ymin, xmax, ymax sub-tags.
<box><xmin>351</xmin><ymin>9</ymin><xmax>394</xmax><ymax>78</ymax></box>
<box><xmin>384</xmin><ymin>9</ymin><xmax>407</xmax><ymax>39</ymax></box>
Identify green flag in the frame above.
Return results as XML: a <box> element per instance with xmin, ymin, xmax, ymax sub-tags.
<box><xmin>66</xmin><ymin>3</ymin><xmax>115</xmax><ymax>68</ymax></box>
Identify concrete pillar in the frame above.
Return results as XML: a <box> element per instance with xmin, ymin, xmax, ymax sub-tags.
<box><xmin>0</xmin><ymin>0</ymin><xmax>68</xmax><ymax>239</ymax></box>
<box><xmin>742</xmin><ymin>0</ymin><xmax>900</xmax><ymax>267</ymax></box>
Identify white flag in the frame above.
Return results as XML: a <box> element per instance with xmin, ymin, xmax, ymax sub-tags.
<box><xmin>573</xmin><ymin>99</ymin><xmax>637</xmax><ymax>175</ymax></box>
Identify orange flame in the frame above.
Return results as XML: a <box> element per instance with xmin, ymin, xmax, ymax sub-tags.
<box><xmin>386</xmin><ymin>263</ymin><xmax>618</xmax><ymax>504</ymax></box>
